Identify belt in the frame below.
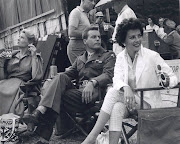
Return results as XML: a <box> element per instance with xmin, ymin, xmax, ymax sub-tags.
<box><xmin>69</xmin><ymin>37</ymin><xmax>83</xmax><ymax>40</ymax></box>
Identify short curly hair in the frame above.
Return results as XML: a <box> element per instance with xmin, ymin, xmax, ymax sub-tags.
<box><xmin>115</xmin><ymin>18</ymin><xmax>143</xmax><ymax>47</ymax></box>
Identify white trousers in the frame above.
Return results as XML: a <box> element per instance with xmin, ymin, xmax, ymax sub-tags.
<box><xmin>101</xmin><ymin>87</ymin><xmax>127</xmax><ymax>131</ymax></box>
<box><xmin>101</xmin><ymin>87</ymin><xmax>150</xmax><ymax>131</ymax></box>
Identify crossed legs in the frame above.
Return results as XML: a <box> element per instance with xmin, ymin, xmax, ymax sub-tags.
<box><xmin>82</xmin><ymin>88</ymin><xmax>127</xmax><ymax>144</ymax></box>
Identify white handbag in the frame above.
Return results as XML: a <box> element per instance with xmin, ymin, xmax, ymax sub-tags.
<box><xmin>96</xmin><ymin>130</ymin><xmax>121</xmax><ymax>144</ymax></box>
<box><xmin>0</xmin><ymin>113</ymin><xmax>20</xmax><ymax>144</ymax></box>
<box><xmin>96</xmin><ymin>131</ymin><xmax>110</xmax><ymax>144</ymax></box>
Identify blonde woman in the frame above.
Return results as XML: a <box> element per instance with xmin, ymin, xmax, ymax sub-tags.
<box><xmin>0</xmin><ymin>29</ymin><xmax>43</xmax><ymax>116</ymax></box>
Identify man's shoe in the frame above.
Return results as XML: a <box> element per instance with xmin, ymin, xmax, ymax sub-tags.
<box><xmin>23</xmin><ymin>109</ymin><xmax>43</xmax><ymax>125</ymax></box>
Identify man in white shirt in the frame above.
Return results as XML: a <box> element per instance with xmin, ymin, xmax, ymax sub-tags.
<box><xmin>157</xmin><ymin>17</ymin><xmax>167</xmax><ymax>39</ymax></box>
<box><xmin>112</xmin><ymin>0</ymin><xmax>137</xmax><ymax>55</ymax></box>
<box><xmin>67</xmin><ymin>0</ymin><xmax>95</xmax><ymax>64</ymax></box>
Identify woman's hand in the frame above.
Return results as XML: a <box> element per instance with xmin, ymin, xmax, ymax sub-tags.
<box><xmin>28</xmin><ymin>44</ymin><xmax>37</xmax><ymax>57</ymax></box>
<box><xmin>123</xmin><ymin>86</ymin><xmax>136</xmax><ymax>110</ymax></box>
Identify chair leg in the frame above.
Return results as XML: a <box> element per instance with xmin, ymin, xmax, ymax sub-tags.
<box><xmin>60</xmin><ymin>126</ymin><xmax>77</xmax><ymax>139</ymax></box>
<box><xmin>121</xmin><ymin>124</ymin><xmax>130</xmax><ymax>144</ymax></box>
<box><xmin>126</xmin><ymin>124</ymin><xmax>137</xmax><ymax>139</ymax></box>
<box><xmin>66</xmin><ymin>112</ymin><xmax>88</xmax><ymax>136</ymax></box>
<box><xmin>121</xmin><ymin>122</ymin><xmax>137</xmax><ymax>144</ymax></box>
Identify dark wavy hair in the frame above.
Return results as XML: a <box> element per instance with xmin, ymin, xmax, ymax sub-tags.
<box><xmin>148</xmin><ymin>15</ymin><xmax>156</xmax><ymax>24</ymax></box>
<box><xmin>115</xmin><ymin>18</ymin><xmax>143</xmax><ymax>47</ymax></box>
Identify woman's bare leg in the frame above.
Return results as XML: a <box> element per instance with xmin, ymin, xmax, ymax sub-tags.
<box><xmin>109</xmin><ymin>131</ymin><xmax>121</xmax><ymax>144</ymax></box>
<box><xmin>82</xmin><ymin>88</ymin><xmax>124</xmax><ymax>144</ymax></box>
<box><xmin>81</xmin><ymin>110</ymin><xmax>110</xmax><ymax>144</ymax></box>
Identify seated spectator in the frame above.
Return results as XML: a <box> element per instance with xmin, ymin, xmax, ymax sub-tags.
<box><xmin>23</xmin><ymin>26</ymin><xmax>116</xmax><ymax>141</ymax></box>
<box><xmin>82</xmin><ymin>18</ymin><xmax>178</xmax><ymax>144</ymax></box>
<box><xmin>0</xmin><ymin>29</ymin><xmax>43</xmax><ymax>116</ymax></box>
<box><xmin>163</xmin><ymin>19</ymin><xmax>180</xmax><ymax>58</ymax></box>
<box><xmin>156</xmin><ymin>17</ymin><xmax>167</xmax><ymax>39</ymax></box>
<box><xmin>95</xmin><ymin>11</ymin><xmax>114</xmax><ymax>50</ymax></box>
<box><xmin>146</xmin><ymin>16</ymin><xmax>159</xmax><ymax>33</ymax></box>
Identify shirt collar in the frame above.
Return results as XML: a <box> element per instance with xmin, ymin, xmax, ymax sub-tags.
<box><xmin>124</xmin><ymin>45</ymin><xmax>142</xmax><ymax>58</ymax></box>
<box><xmin>87</xmin><ymin>51</ymin><xmax>95</xmax><ymax>57</ymax></box>
<box><xmin>124</xmin><ymin>45</ymin><xmax>142</xmax><ymax>66</ymax></box>
<box><xmin>14</xmin><ymin>50</ymin><xmax>31</xmax><ymax>59</ymax></box>
<box><xmin>80</xmin><ymin>47</ymin><xmax>105</xmax><ymax>63</ymax></box>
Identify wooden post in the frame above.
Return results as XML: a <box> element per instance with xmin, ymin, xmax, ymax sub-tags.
<box><xmin>140</xmin><ymin>91</ymin><xmax>144</xmax><ymax>109</ymax></box>
<box><xmin>179</xmin><ymin>0</ymin><xmax>180</xmax><ymax>24</ymax></box>
<box><xmin>177</xmin><ymin>87</ymin><xmax>180</xmax><ymax>107</ymax></box>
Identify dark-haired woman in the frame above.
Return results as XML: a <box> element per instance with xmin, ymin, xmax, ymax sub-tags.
<box><xmin>146</xmin><ymin>16</ymin><xmax>159</xmax><ymax>33</ymax></box>
<box><xmin>0</xmin><ymin>29</ymin><xmax>43</xmax><ymax>116</ymax></box>
<box><xmin>82</xmin><ymin>18</ymin><xmax>177</xmax><ymax>144</ymax></box>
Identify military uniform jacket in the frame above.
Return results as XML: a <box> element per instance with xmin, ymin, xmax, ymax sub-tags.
<box><xmin>64</xmin><ymin>47</ymin><xmax>116</xmax><ymax>98</ymax></box>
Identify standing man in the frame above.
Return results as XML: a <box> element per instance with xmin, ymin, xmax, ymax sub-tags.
<box><xmin>111</xmin><ymin>0</ymin><xmax>137</xmax><ymax>55</ymax></box>
<box><xmin>95</xmin><ymin>11</ymin><xmax>114</xmax><ymax>50</ymax></box>
<box><xmin>23</xmin><ymin>26</ymin><xmax>116</xmax><ymax>141</ymax></box>
<box><xmin>67</xmin><ymin>0</ymin><xmax>95</xmax><ymax>64</ymax></box>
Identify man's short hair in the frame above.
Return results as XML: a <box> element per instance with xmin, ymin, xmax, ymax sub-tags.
<box><xmin>82</xmin><ymin>26</ymin><xmax>99</xmax><ymax>39</ymax></box>
<box><xmin>163</xmin><ymin>19</ymin><xmax>176</xmax><ymax>29</ymax></box>
<box><xmin>159</xmin><ymin>17</ymin><xmax>164</xmax><ymax>22</ymax></box>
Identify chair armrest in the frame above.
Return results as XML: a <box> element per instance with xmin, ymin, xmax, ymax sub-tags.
<box><xmin>134</xmin><ymin>83</ymin><xmax>180</xmax><ymax>109</ymax></box>
<box><xmin>20</xmin><ymin>80</ymin><xmax>42</xmax><ymax>95</ymax></box>
<box><xmin>134</xmin><ymin>82</ymin><xmax>180</xmax><ymax>92</ymax></box>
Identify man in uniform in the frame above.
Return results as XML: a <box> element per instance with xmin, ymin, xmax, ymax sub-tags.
<box><xmin>95</xmin><ymin>11</ymin><xmax>114</xmax><ymax>50</ymax></box>
<box><xmin>23</xmin><ymin>26</ymin><xmax>116</xmax><ymax>141</ymax></box>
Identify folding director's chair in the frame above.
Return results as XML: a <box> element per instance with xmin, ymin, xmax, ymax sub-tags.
<box><xmin>121</xmin><ymin>83</ymin><xmax>180</xmax><ymax>144</ymax></box>
<box><xmin>14</xmin><ymin>35</ymin><xmax>61</xmax><ymax>131</ymax></box>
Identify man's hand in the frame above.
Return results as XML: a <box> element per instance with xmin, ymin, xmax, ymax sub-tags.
<box><xmin>82</xmin><ymin>82</ymin><xmax>94</xmax><ymax>104</ymax></box>
<box><xmin>123</xmin><ymin>86</ymin><xmax>135</xmax><ymax>110</ymax></box>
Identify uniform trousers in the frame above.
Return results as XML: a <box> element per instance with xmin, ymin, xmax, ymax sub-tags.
<box><xmin>39</xmin><ymin>73</ymin><xmax>95</xmax><ymax>114</ymax></box>
<box><xmin>38</xmin><ymin>73</ymin><xmax>97</xmax><ymax>137</ymax></box>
